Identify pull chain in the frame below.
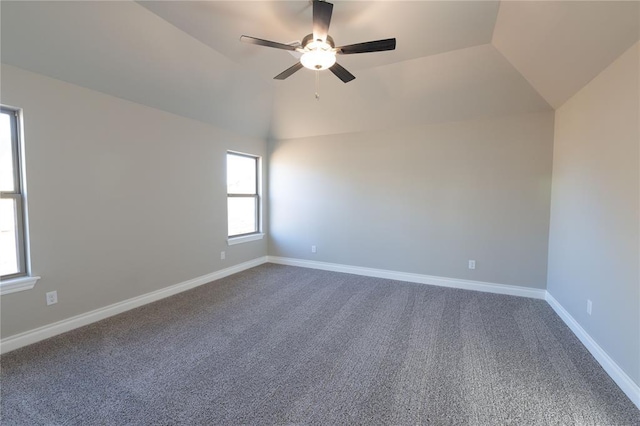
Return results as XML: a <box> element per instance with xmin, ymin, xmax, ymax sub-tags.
<box><xmin>315</xmin><ymin>70</ymin><xmax>320</xmax><ymax>100</ymax></box>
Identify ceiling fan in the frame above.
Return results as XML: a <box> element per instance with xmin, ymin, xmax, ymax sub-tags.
<box><xmin>240</xmin><ymin>0</ymin><xmax>396</xmax><ymax>83</ymax></box>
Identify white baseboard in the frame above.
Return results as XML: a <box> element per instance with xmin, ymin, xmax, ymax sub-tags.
<box><xmin>546</xmin><ymin>292</ymin><xmax>640</xmax><ymax>409</ymax></box>
<box><xmin>266</xmin><ymin>256</ymin><xmax>547</xmax><ymax>300</ymax></box>
<box><xmin>0</xmin><ymin>256</ymin><xmax>268</xmax><ymax>354</ymax></box>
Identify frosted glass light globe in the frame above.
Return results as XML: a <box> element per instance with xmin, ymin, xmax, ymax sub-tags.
<box><xmin>300</xmin><ymin>41</ymin><xmax>336</xmax><ymax>70</ymax></box>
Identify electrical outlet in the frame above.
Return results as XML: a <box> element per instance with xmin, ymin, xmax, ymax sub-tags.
<box><xmin>220</xmin><ymin>251</ymin><xmax>226</xmax><ymax>260</ymax></box>
<box><xmin>46</xmin><ymin>291</ymin><xmax>58</xmax><ymax>306</ymax></box>
<box><xmin>311</xmin><ymin>245</ymin><xmax>317</xmax><ymax>253</ymax></box>
<box><xmin>587</xmin><ymin>299</ymin><xmax>592</xmax><ymax>315</ymax></box>
<box><xmin>468</xmin><ymin>260</ymin><xmax>476</xmax><ymax>270</ymax></box>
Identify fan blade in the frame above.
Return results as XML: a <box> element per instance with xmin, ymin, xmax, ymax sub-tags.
<box><xmin>329</xmin><ymin>62</ymin><xmax>355</xmax><ymax>83</ymax></box>
<box><xmin>337</xmin><ymin>38</ymin><xmax>396</xmax><ymax>55</ymax></box>
<box><xmin>274</xmin><ymin>62</ymin><xmax>304</xmax><ymax>80</ymax></box>
<box><xmin>312</xmin><ymin>1</ymin><xmax>333</xmax><ymax>43</ymax></box>
<box><xmin>240</xmin><ymin>35</ymin><xmax>297</xmax><ymax>51</ymax></box>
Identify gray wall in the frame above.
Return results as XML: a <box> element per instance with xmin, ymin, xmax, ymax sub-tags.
<box><xmin>268</xmin><ymin>111</ymin><xmax>554</xmax><ymax>289</ymax></box>
<box><xmin>0</xmin><ymin>65</ymin><xmax>267</xmax><ymax>338</ymax></box>
<box><xmin>547</xmin><ymin>43</ymin><xmax>640</xmax><ymax>386</ymax></box>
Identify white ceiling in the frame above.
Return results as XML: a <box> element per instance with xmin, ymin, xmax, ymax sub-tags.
<box><xmin>1</xmin><ymin>1</ymin><xmax>638</xmax><ymax>140</ymax></box>
<box><xmin>138</xmin><ymin>1</ymin><xmax>500</xmax><ymax>74</ymax></box>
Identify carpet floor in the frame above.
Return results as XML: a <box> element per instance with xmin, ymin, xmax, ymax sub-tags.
<box><xmin>1</xmin><ymin>264</ymin><xmax>638</xmax><ymax>425</ymax></box>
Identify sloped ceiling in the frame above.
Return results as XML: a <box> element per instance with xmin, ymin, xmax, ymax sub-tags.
<box><xmin>271</xmin><ymin>44</ymin><xmax>550</xmax><ymax>139</ymax></box>
<box><xmin>493</xmin><ymin>1</ymin><xmax>640</xmax><ymax>109</ymax></box>
<box><xmin>1</xmin><ymin>1</ymin><xmax>638</xmax><ymax>140</ymax></box>
<box><xmin>0</xmin><ymin>1</ymin><xmax>275</xmax><ymax>139</ymax></box>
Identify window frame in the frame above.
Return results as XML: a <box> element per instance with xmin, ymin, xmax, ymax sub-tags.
<box><xmin>1</xmin><ymin>106</ymin><xmax>27</xmax><ymax>279</ymax></box>
<box><xmin>226</xmin><ymin>151</ymin><xmax>262</xmax><ymax>241</ymax></box>
<box><xmin>0</xmin><ymin>105</ymin><xmax>39</xmax><ymax>295</ymax></box>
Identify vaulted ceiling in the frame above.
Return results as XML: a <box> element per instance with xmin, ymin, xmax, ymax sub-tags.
<box><xmin>1</xmin><ymin>1</ymin><xmax>638</xmax><ymax>140</ymax></box>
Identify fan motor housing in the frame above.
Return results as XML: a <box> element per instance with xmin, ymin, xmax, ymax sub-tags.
<box><xmin>302</xmin><ymin>34</ymin><xmax>335</xmax><ymax>49</ymax></box>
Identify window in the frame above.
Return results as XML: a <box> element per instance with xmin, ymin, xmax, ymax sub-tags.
<box><xmin>1</xmin><ymin>106</ymin><xmax>37</xmax><ymax>293</ymax></box>
<box><xmin>227</xmin><ymin>151</ymin><xmax>262</xmax><ymax>243</ymax></box>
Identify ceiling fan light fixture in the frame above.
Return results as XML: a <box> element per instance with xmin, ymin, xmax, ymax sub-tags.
<box><xmin>240</xmin><ymin>1</ymin><xmax>396</xmax><ymax>84</ymax></box>
<box><xmin>300</xmin><ymin>40</ymin><xmax>336</xmax><ymax>70</ymax></box>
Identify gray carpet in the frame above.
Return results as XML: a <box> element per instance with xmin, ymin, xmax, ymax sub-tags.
<box><xmin>1</xmin><ymin>264</ymin><xmax>638</xmax><ymax>425</ymax></box>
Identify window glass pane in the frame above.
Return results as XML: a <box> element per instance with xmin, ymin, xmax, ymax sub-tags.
<box><xmin>228</xmin><ymin>197</ymin><xmax>257</xmax><ymax>236</ymax></box>
<box><xmin>227</xmin><ymin>154</ymin><xmax>256</xmax><ymax>194</ymax></box>
<box><xmin>0</xmin><ymin>112</ymin><xmax>15</xmax><ymax>192</ymax></box>
<box><xmin>0</xmin><ymin>198</ymin><xmax>19</xmax><ymax>276</ymax></box>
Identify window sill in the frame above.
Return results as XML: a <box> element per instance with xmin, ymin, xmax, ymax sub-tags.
<box><xmin>227</xmin><ymin>233</ymin><xmax>265</xmax><ymax>246</ymax></box>
<box><xmin>0</xmin><ymin>275</ymin><xmax>41</xmax><ymax>295</ymax></box>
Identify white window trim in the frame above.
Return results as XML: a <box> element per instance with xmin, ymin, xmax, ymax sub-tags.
<box><xmin>227</xmin><ymin>233</ymin><xmax>265</xmax><ymax>246</ymax></box>
<box><xmin>1</xmin><ymin>105</ymin><xmax>38</xmax><ymax>295</ymax></box>
<box><xmin>1</xmin><ymin>275</ymin><xmax>40</xmax><ymax>295</ymax></box>
<box><xmin>227</xmin><ymin>150</ymin><xmax>262</xmax><ymax>239</ymax></box>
